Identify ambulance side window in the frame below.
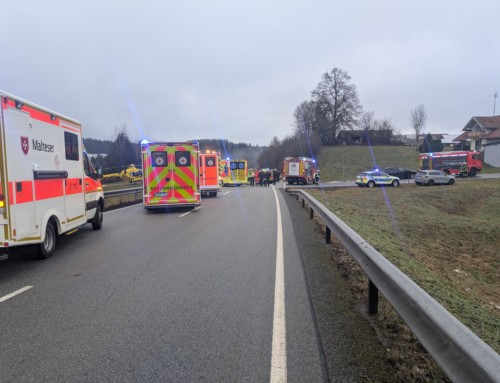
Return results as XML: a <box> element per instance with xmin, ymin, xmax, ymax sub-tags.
<box><xmin>65</xmin><ymin>132</ymin><xmax>79</xmax><ymax>161</ymax></box>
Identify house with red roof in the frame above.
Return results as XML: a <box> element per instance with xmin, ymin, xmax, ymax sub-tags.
<box><xmin>453</xmin><ymin>116</ymin><xmax>500</xmax><ymax>166</ymax></box>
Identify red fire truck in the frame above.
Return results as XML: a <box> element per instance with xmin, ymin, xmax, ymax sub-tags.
<box><xmin>282</xmin><ymin>157</ymin><xmax>318</xmax><ymax>185</ymax></box>
<box><xmin>418</xmin><ymin>151</ymin><xmax>483</xmax><ymax>177</ymax></box>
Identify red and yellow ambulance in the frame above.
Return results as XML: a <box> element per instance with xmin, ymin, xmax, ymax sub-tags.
<box><xmin>141</xmin><ymin>141</ymin><xmax>201</xmax><ymax>209</ymax></box>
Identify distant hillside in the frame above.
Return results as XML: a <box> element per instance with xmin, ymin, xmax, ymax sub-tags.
<box><xmin>318</xmin><ymin>146</ymin><xmax>420</xmax><ymax>182</ymax></box>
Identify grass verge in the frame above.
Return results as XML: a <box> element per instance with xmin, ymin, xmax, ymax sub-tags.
<box><xmin>317</xmin><ymin>145</ymin><xmax>500</xmax><ymax>181</ymax></box>
<box><xmin>307</xmin><ymin>179</ymin><xmax>500</xmax><ymax>354</ymax></box>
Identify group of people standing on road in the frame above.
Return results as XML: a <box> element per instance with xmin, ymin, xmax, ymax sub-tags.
<box><xmin>247</xmin><ymin>168</ymin><xmax>280</xmax><ymax>187</ymax></box>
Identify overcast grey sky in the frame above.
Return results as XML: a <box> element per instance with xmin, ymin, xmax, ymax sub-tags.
<box><xmin>2</xmin><ymin>1</ymin><xmax>499</xmax><ymax>146</ymax></box>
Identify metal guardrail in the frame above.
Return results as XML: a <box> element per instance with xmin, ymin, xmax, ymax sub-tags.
<box><xmin>103</xmin><ymin>187</ymin><xmax>142</xmax><ymax>198</ymax></box>
<box><xmin>288</xmin><ymin>189</ymin><xmax>500</xmax><ymax>383</ymax></box>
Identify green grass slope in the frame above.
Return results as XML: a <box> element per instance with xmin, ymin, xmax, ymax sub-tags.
<box><xmin>317</xmin><ymin>145</ymin><xmax>420</xmax><ymax>182</ymax></box>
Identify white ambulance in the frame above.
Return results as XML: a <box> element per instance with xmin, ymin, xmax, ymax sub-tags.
<box><xmin>0</xmin><ymin>90</ymin><xmax>105</xmax><ymax>259</ymax></box>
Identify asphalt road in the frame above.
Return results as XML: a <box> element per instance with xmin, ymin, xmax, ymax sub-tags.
<box><xmin>0</xmin><ymin>185</ymin><xmax>392</xmax><ymax>382</ymax></box>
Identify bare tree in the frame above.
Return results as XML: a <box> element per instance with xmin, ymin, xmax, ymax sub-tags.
<box><xmin>359</xmin><ymin>111</ymin><xmax>376</xmax><ymax>130</ymax></box>
<box><xmin>410</xmin><ymin>104</ymin><xmax>427</xmax><ymax>149</ymax></box>
<box><xmin>293</xmin><ymin>100</ymin><xmax>316</xmax><ymax>138</ymax></box>
<box><xmin>107</xmin><ymin>124</ymin><xmax>138</xmax><ymax>167</ymax></box>
<box><xmin>311</xmin><ymin>68</ymin><xmax>362</xmax><ymax>145</ymax></box>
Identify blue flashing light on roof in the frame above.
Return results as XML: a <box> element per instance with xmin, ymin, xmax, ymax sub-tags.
<box><xmin>226</xmin><ymin>157</ymin><xmax>230</xmax><ymax>161</ymax></box>
<box><xmin>141</xmin><ymin>139</ymin><xmax>149</xmax><ymax>145</ymax></box>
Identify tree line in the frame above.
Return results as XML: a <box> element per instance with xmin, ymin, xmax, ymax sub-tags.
<box><xmin>85</xmin><ymin>128</ymin><xmax>264</xmax><ymax>172</ymax></box>
<box><xmin>257</xmin><ymin>67</ymin><xmax>432</xmax><ymax>170</ymax></box>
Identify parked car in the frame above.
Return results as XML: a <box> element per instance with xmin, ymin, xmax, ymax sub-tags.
<box><xmin>355</xmin><ymin>170</ymin><xmax>400</xmax><ymax>188</ymax></box>
<box><xmin>414</xmin><ymin>170</ymin><xmax>455</xmax><ymax>186</ymax></box>
<box><xmin>381</xmin><ymin>167</ymin><xmax>417</xmax><ymax>179</ymax></box>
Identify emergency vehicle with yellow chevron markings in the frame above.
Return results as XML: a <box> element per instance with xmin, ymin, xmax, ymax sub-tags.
<box><xmin>282</xmin><ymin>156</ymin><xmax>318</xmax><ymax>185</ymax></box>
<box><xmin>141</xmin><ymin>141</ymin><xmax>201</xmax><ymax>209</ymax></box>
<box><xmin>220</xmin><ymin>158</ymin><xmax>248</xmax><ymax>186</ymax></box>
<box><xmin>0</xmin><ymin>90</ymin><xmax>105</xmax><ymax>259</ymax></box>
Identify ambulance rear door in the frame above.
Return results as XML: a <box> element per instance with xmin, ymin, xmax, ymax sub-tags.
<box><xmin>170</xmin><ymin>144</ymin><xmax>199</xmax><ymax>204</ymax></box>
<box><xmin>200</xmin><ymin>153</ymin><xmax>218</xmax><ymax>189</ymax></box>
<box><xmin>288</xmin><ymin>160</ymin><xmax>300</xmax><ymax>176</ymax></box>
<box><xmin>143</xmin><ymin>143</ymin><xmax>172</xmax><ymax>207</ymax></box>
<box><xmin>143</xmin><ymin>143</ymin><xmax>199</xmax><ymax>207</ymax></box>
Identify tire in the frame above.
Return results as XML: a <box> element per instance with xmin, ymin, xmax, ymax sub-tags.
<box><xmin>448</xmin><ymin>179</ymin><xmax>455</xmax><ymax>185</ymax></box>
<box><xmin>39</xmin><ymin>221</ymin><xmax>56</xmax><ymax>259</ymax></box>
<box><xmin>392</xmin><ymin>180</ymin><xmax>400</xmax><ymax>187</ymax></box>
<box><xmin>428</xmin><ymin>179</ymin><xmax>434</xmax><ymax>186</ymax></box>
<box><xmin>92</xmin><ymin>204</ymin><xmax>103</xmax><ymax>230</ymax></box>
<box><xmin>367</xmin><ymin>181</ymin><xmax>375</xmax><ymax>188</ymax></box>
<box><xmin>469</xmin><ymin>168</ymin><xmax>477</xmax><ymax>177</ymax></box>
<box><xmin>410</xmin><ymin>173</ymin><xmax>415</xmax><ymax>179</ymax></box>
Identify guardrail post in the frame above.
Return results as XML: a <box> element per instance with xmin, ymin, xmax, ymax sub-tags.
<box><xmin>302</xmin><ymin>197</ymin><xmax>305</xmax><ymax>207</ymax></box>
<box><xmin>309</xmin><ymin>207</ymin><xmax>314</xmax><ymax>219</ymax></box>
<box><xmin>325</xmin><ymin>226</ymin><xmax>331</xmax><ymax>244</ymax></box>
<box><xmin>368</xmin><ymin>279</ymin><xmax>379</xmax><ymax>314</ymax></box>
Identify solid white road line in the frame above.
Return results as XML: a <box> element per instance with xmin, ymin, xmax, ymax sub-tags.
<box><xmin>179</xmin><ymin>206</ymin><xmax>202</xmax><ymax>217</ymax></box>
<box><xmin>0</xmin><ymin>286</ymin><xmax>33</xmax><ymax>303</ymax></box>
<box><xmin>223</xmin><ymin>191</ymin><xmax>231</xmax><ymax>195</ymax></box>
<box><xmin>270</xmin><ymin>187</ymin><xmax>287</xmax><ymax>383</ymax></box>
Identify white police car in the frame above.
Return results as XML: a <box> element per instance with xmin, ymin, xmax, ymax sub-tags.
<box><xmin>355</xmin><ymin>170</ymin><xmax>400</xmax><ymax>188</ymax></box>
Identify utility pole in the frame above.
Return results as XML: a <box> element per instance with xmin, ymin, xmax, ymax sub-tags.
<box><xmin>494</xmin><ymin>91</ymin><xmax>498</xmax><ymax>116</ymax></box>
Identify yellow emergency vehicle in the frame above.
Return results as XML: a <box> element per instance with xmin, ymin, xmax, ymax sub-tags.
<box><xmin>220</xmin><ymin>158</ymin><xmax>248</xmax><ymax>186</ymax></box>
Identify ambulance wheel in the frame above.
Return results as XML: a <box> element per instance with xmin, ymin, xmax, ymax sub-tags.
<box><xmin>39</xmin><ymin>221</ymin><xmax>56</xmax><ymax>259</ymax></box>
<box><xmin>92</xmin><ymin>204</ymin><xmax>103</xmax><ymax>230</ymax></box>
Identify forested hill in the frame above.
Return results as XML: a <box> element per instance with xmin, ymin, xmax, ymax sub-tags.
<box><xmin>83</xmin><ymin>138</ymin><xmax>264</xmax><ymax>168</ymax></box>
<box><xmin>83</xmin><ymin>138</ymin><xmax>113</xmax><ymax>154</ymax></box>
